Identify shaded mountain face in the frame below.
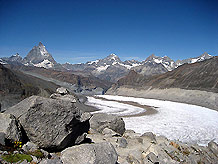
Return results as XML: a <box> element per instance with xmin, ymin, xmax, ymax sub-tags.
<box><xmin>115</xmin><ymin>56</ymin><xmax>218</xmax><ymax>93</ymax></box>
<box><xmin>9</xmin><ymin>64</ymin><xmax>113</xmax><ymax>95</ymax></box>
<box><xmin>0</xmin><ymin>64</ymin><xmax>59</xmax><ymax>110</ymax></box>
<box><xmin>0</xmin><ymin>64</ymin><xmax>23</xmax><ymax>94</ymax></box>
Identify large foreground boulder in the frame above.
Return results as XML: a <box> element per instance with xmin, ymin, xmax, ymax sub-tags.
<box><xmin>5</xmin><ymin>96</ymin><xmax>91</xmax><ymax>150</ymax></box>
<box><xmin>90</xmin><ymin>113</ymin><xmax>125</xmax><ymax>135</ymax></box>
<box><xmin>0</xmin><ymin>113</ymin><xmax>23</xmax><ymax>144</ymax></box>
<box><xmin>61</xmin><ymin>142</ymin><xmax>118</xmax><ymax>164</ymax></box>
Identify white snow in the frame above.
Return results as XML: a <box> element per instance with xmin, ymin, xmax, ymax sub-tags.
<box><xmin>86</xmin><ymin>97</ymin><xmax>145</xmax><ymax>116</ymax></box>
<box><xmin>191</xmin><ymin>58</ymin><xmax>199</xmax><ymax>63</ymax></box>
<box><xmin>87</xmin><ymin>60</ymin><xmax>99</xmax><ymax>65</ymax></box>
<box><xmin>39</xmin><ymin>45</ymin><xmax>49</xmax><ymax>57</ymax></box>
<box><xmin>154</xmin><ymin>58</ymin><xmax>162</xmax><ymax>63</ymax></box>
<box><xmin>0</xmin><ymin>59</ymin><xmax>7</xmax><ymax>65</ymax></box>
<box><xmin>87</xmin><ymin>95</ymin><xmax>218</xmax><ymax>146</ymax></box>
<box><xmin>34</xmin><ymin>59</ymin><xmax>54</xmax><ymax>68</ymax></box>
<box><xmin>96</xmin><ymin>65</ymin><xmax>110</xmax><ymax>72</ymax></box>
<box><xmin>119</xmin><ymin>63</ymin><xmax>142</xmax><ymax>69</ymax></box>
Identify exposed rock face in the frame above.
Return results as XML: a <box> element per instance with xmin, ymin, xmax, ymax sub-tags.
<box><xmin>0</xmin><ymin>113</ymin><xmax>23</xmax><ymax>144</ymax></box>
<box><xmin>61</xmin><ymin>142</ymin><xmax>118</xmax><ymax>164</ymax></box>
<box><xmin>90</xmin><ymin>113</ymin><xmax>125</xmax><ymax>135</ymax></box>
<box><xmin>4</xmin><ymin>96</ymin><xmax>91</xmax><ymax>150</ymax></box>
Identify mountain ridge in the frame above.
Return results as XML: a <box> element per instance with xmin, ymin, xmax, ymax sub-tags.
<box><xmin>0</xmin><ymin>42</ymin><xmax>214</xmax><ymax>83</ymax></box>
<box><xmin>114</xmin><ymin>56</ymin><xmax>218</xmax><ymax>93</ymax></box>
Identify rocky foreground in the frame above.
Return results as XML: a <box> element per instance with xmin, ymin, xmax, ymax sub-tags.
<box><xmin>0</xmin><ymin>88</ymin><xmax>218</xmax><ymax>164</ymax></box>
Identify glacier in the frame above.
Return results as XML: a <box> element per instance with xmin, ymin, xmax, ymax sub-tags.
<box><xmin>87</xmin><ymin>95</ymin><xmax>218</xmax><ymax>146</ymax></box>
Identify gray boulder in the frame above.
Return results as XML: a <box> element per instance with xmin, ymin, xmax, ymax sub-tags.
<box><xmin>142</xmin><ymin>152</ymin><xmax>160</xmax><ymax>164</ymax></box>
<box><xmin>50</xmin><ymin>93</ymin><xmax>77</xmax><ymax>103</ymax></box>
<box><xmin>5</xmin><ymin>96</ymin><xmax>91</xmax><ymax>150</ymax></box>
<box><xmin>208</xmin><ymin>141</ymin><xmax>218</xmax><ymax>156</ymax></box>
<box><xmin>40</xmin><ymin>158</ymin><xmax>63</xmax><ymax>164</ymax></box>
<box><xmin>61</xmin><ymin>142</ymin><xmax>118</xmax><ymax>164</ymax></box>
<box><xmin>56</xmin><ymin>87</ymin><xmax>69</xmax><ymax>95</ymax></box>
<box><xmin>0</xmin><ymin>113</ymin><xmax>22</xmax><ymax>144</ymax></box>
<box><xmin>90</xmin><ymin>113</ymin><xmax>125</xmax><ymax>135</ymax></box>
<box><xmin>22</xmin><ymin>142</ymin><xmax>39</xmax><ymax>152</ymax></box>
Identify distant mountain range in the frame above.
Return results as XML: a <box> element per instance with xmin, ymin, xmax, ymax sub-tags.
<box><xmin>115</xmin><ymin>56</ymin><xmax>218</xmax><ymax>93</ymax></box>
<box><xmin>0</xmin><ymin>42</ymin><xmax>213</xmax><ymax>83</ymax></box>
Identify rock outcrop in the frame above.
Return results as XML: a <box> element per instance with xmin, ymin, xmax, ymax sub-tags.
<box><xmin>0</xmin><ymin>113</ymin><xmax>23</xmax><ymax>144</ymax></box>
<box><xmin>4</xmin><ymin>96</ymin><xmax>91</xmax><ymax>151</ymax></box>
<box><xmin>61</xmin><ymin>142</ymin><xmax>118</xmax><ymax>164</ymax></box>
<box><xmin>90</xmin><ymin>113</ymin><xmax>125</xmax><ymax>135</ymax></box>
<box><xmin>86</xmin><ymin>130</ymin><xmax>218</xmax><ymax>164</ymax></box>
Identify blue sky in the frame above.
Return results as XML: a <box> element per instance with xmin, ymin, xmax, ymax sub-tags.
<box><xmin>0</xmin><ymin>0</ymin><xmax>217</xmax><ymax>64</ymax></box>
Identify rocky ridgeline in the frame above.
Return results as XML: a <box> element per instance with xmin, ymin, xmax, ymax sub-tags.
<box><xmin>0</xmin><ymin>88</ymin><xmax>217</xmax><ymax>164</ymax></box>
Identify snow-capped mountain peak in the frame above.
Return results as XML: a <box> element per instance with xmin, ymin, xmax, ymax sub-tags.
<box><xmin>106</xmin><ymin>53</ymin><xmax>120</xmax><ymax>61</ymax></box>
<box><xmin>22</xmin><ymin>42</ymin><xmax>57</xmax><ymax>68</ymax></box>
<box><xmin>12</xmin><ymin>53</ymin><xmax>20</xmax><ymax>57</ymax></box>
<box><xmin>143</xmin><ymin>54</ymin><xmax>176</xmax><ymax>71</ymax></box>
<box><xmin>176</xmin><ymin>52</ymin><xmax>213</xmax><ymax>66</ymax></box>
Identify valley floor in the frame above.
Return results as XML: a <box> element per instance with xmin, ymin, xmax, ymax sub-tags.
<box><xmin>86</xmin><ymin>95</ymin><xmax>218</xmax><ymax>146</ymax></box>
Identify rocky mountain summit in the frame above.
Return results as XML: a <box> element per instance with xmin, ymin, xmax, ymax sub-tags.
<box><xmin>0</xmin><ymin>88</ymin><xmax>217</xmax><ymax>163</ymax></box>
<box><xmin>1</xmin><ymin>42</ymin><xmax>59</xmax><ymax>69</ymax></box>
<box><xmin>22</xmin><ymin>42</ymin><xmax>58</xmax><ymax>69</ymax></box>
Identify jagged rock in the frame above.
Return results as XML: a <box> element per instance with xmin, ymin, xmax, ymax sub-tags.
<box><xmin>5</xmin><ymin>96</ymin><xmax>91</xmax><ymax>150</ymax></box>
<box><xmin>126</xmin><ymin>154</ymin><xmax>141</xmax><ymax>164</ymax></box>
<box><xmin>0</xmin><ymin>113</ymin><xmax>23</xmax><ymax>144</ymax></box>
<box><xmin>19</xmin><ymin>160</ymin><xmax>29</xmax><ymax>164</ymax></box>
<box><xmin>90</xmin><ymin>113</ymin><xmax>125</xmax><ymax>135</ymax></box>
<box><xmin>143</xmin><ymin>152</ymin><xmax>160</xmax><ymax>164</ymax></box>
<box><xmin>0</xmin><ymin>132</ymin><xmax>5</xmax><ymax>145</ymax></box>
<box><xmin>50</xmin><ymin>93</ymin><xmax>77</xmax><ymax>103</ymax></box>
<box><xmin>123</xmin><ymin>130</ymin><xmax>141</xmax><ymax>139</ymax></box>
<box><xmin>56</xmin><ymin>87</ymin><xmax>69</xmax><ymax>95</ymax></box>
<box><xmin>116</xmin><ymin>137</ymin><xmax>128</xmax><ymax>148</ymax></box>
<box><xmin>141</xmin><ymin>132</ymin><xmax>157</xmax><ymax>144</ymax></box>
<box><xmin>31</xmin><ymin>155</ymin><xmax>39</xmax><ymax>163</ymax></box>
<box><xmin>61</xmin><ymin>142</ymin><xmax>118</xmax><ymax>164</ymax></box>
<box><xmin>22</xmin><ymin>142</ymin><xmax>39</xmax><ymax>152</ymax></box>
<box><xmin>208</xmin><ymin>141</ymin><xmax>218</xmax><ymax>156</ymax></box>
<box><xmin>39</xmin><ymin>158</ymin><xmax>63</xmax><ymax>164</ymax></box>
<box><xmin>102</xmin><ymin>128</ymin><xmax>120</xmax><ymax>137</ymax></box>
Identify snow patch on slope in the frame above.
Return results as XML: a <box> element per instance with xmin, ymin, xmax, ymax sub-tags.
<box><xmin>96</xmin><ymin>65</ymin><xmax>110</xmax><ymax>72</ymax></box>
<box><xmin>34</xmin><ymin>59</ymin><xmax>54</xmax><ymax>68</ymax></box>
